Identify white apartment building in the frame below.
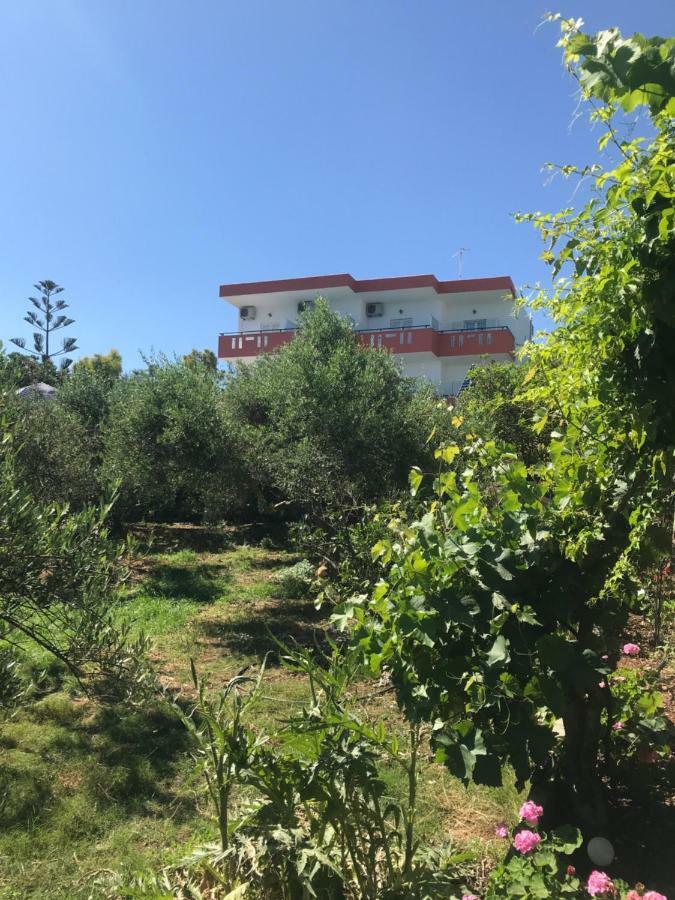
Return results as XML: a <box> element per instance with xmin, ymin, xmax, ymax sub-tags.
<box><xmin>218</xmin><ymin>273</ymin><xmax>531</xmax><ymax>397</ymax></box>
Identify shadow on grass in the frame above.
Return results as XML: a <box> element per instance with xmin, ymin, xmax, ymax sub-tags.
<box><xmin>87</xmin><ymin>704</ymin><xmax>193</xmax><ymax>812</ymax></box>
<box><xmin>243</xmin><ymin>554</ymin><xmax>299</xmax><ymax>572</ymax></box>
<box><xmin>199</xmin><ymin>598</ymin><xmax>327</xmax><ymax>664</ymax></box>
<box><xmin>129</xmin><ymin>522</ymin><xmax>291</xmax><ymax>554</ymax></box>
<box><xmin>0</xmin><ymin>701</ymin><xmax>194</xmax><ymax>831</ymax></box>
<box><xmin>144</xmin><ymin>560</ymin><xmax>231</xmax><ymax>603</ymax></box>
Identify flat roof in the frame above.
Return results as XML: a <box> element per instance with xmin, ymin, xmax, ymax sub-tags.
<box><xmin>219</xmin><ymin>273</ymin><xmax>516</xmax><ymax>299</ymax></box>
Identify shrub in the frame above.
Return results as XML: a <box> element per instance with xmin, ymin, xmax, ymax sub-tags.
<box><xmin>486</xmin><ymin>804</ymin><xmax>667</xmax><ymax>899</ymax></box>
<box><xmin>605</xmin><ymin>666</ymin><xmax>671</xmax><ymax>762</ymax></box>
<box><xmin>275</xmin><ymin>559</ymin><xmax>315</xmax><ymax>598</ymax></box>
<box><xmin>4</xmin><ymin>392</ymin><xmax>101</xmax><ymax>508</ymax></box>
<box><xmin>166</xmin><ymin>648</ymin><xmax>470</xmax><ymax>899</ymax></box>
<box><xmin>60</xmin><ymin>352</ymin><xmax>121</xmax><ymax>434</ymax></box>
<box><xmin>102</xmin><ymin>356</ymin><xmax>243</xmax><ymax>523</ymax></box>
<box><xmin>454</xmin><ymin>361</ymin><xmax>549</xmax><ymax>466</ymax></box>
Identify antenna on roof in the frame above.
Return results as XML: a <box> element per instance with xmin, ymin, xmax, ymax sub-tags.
<box><xmin>452</xmin><ymin>247</ymin><xmax>470</xmax><ymax>278</ymax></box>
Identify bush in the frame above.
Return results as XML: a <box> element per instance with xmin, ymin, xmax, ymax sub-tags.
<box><xmin>60</xmin><ymin>352</ymin><xmax>121</xmax><ymax>434</ymax></box>
<box><xmin>454</xmin><ymin>361</ymin><xmax>549</xmax><ymax>466</ymax></box>
<box><xmin>102</xmin><ymin>356</ymin><xmax>243</xmax><ymax>523</ymax></box>
<box><xmin>4</xmin><ymin>392</ymin><xmax>101</xmax><ymax>508</ymax></box>
<box><xmin>486</xmin><ymin>803</ymin><xmax>667</xmax><ymax>899</ymax></box>
<box><xmin>275</xmin><ymin>559</ymin><xmax>315</xmax><ymax>598</ymax></box>
<box><xmin>163</xmin><ymin>649</ymin><xmax>472</xmax><ymax>899</ymax></box>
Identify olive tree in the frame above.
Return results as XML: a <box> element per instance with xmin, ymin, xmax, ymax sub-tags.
<box><xmin>223</xmin><ymin>299</ymin><xmax>449</xmax><ymax>522</ymax></box>
<box><xmin>102</xmin><ymin>356</ymin><xmax>239</xmax><ymax>522</ymax></box>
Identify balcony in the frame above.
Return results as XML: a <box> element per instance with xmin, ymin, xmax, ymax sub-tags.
<box><xmin>218</xmin><ymin>323</ymin><xmax>515</xmax><ymax>360</ymax></box>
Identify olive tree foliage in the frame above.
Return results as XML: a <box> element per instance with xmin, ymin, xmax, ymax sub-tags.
<box><xmin>61</xmin><ymin>350</ymin><xmax>123</xmax><ymax>434</ymax></box>
<box><xmin>0</xmin><ymin>422</ymin><xmax>150</xmax><ymax>709</ymax></box>
<box><xmin>223</xmin><ymin>299</ymin><xmax>449</xmax><ymax>524</ymax></box>
<box><xmin>4</xmin><ymin>394</ymin><xmax>100</xmax><ymax>508</ymax></box>
<box><xmin>335</xmin><ymin>22</ymin><xmax>674</xmax><ymax>831</ymax></box>
<box><xmin>454</xmin><ymin>361</ymin><xmax>549</xmax><ymax>465</ymax></box>
<box><xmin>102</xmin><ymin>356</ymin><xmax>239</xmax><ymax>523</ymax></box>
<box><xmin>0</xmin><ymin>348</ymin><xmax>123</xmax><ymax>509</ymax></box>
<box><xmin>183</xmin><ymin>348</ymin><xmax>218</xmax><ymax>372</ymax></box>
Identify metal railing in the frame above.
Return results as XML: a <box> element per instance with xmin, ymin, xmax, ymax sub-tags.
<box><xmin>219</xmin><ymin>322</ymin><xmax>514</xmax><ymax>337</ymax></box>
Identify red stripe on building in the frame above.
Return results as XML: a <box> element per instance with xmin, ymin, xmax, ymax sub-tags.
<box><xmin>219</xmin><ymin>274</ymin><xmax>516</xmax><ymax>299</ymax></box>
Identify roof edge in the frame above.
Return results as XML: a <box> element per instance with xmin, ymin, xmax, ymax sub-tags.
<box><xmin>219</xmin><ymin>274</ymin><xmax>516</xmax><ymax>299</ymax></box>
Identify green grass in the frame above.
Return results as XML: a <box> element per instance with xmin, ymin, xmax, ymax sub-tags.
<box><xmin>0</xmin><ymin>537</ymin><xmax>521</xmax><ymax>898</ymax></box>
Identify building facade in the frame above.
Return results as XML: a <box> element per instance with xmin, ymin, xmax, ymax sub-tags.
<box><xmin>218</xmin><ymin>273</ymin><xmax>531</xmax><ymax>397</ymax></box>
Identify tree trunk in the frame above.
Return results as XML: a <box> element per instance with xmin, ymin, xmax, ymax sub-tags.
<box><xmin>560</xmin><ymin>684</ymin><xmax>608</xmax><ymax>832</ymax></box>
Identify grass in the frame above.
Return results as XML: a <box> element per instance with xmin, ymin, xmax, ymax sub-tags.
<box><xmin>0</xmin><ymin>535</ymin><xmax>521</xmax><ymax>898</ymax></box>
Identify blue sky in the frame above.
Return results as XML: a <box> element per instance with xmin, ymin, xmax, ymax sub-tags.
<box><xmin>0</xmin><ymin>1</ymin><xmax>672</xmax><ymax>369</ymax></box>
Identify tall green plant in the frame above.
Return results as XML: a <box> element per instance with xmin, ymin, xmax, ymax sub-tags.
<box><xmin>177</xmin><ymin>659</ymin><xmax>269</xmax><ymax>853</ymax></box>
<box><xmin>174</xmin><ymin>647</ymin><xmax>463</xmax><ymax>899</ymax></box>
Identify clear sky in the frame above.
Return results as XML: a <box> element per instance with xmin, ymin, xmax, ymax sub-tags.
<box><xmin>0</xmin><ymin>1</ymin><xmax>672</xmax><ymax>369</ymax></box>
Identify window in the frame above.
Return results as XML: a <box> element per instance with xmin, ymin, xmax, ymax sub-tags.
<box><xmin>464</xmin><ymin>318</ymin><xmax>486</xmax><ymax>330</ymax></box>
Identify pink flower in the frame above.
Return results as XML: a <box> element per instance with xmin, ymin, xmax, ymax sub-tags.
<box><xmin>612</xmin><ymin>721</ymin><xmax>625</xmax><ymax>731</ymax></box>
<box><xmin>462</xmin><ymin>894</ymin><xmax>480</xmax><ymax>900</ymax></box>
<box><xmin>599</xmin><ymin>680</ymin><xmax>607</xmax><ymax>689</ymax></box>
<box><xmin>602</xmin><ymin>654</ymin><xmax>609</xmax><ymax>660</ymax></box>
<box><xmin>494</xmin><ymin>824</ymin><xmax>509</xmax><ymax>838</ymax></box>
<box><xmin>513</xmin><ymin>830</ymin><xmax>541</xmax><ymax>854</ymax></box>
<box><xmin>587</xmin><ymin>870</ymin><xmax>614</xmax><ymax>896</ymax></box>
<box><xmin>519</xmin><ymin>800</ymin><xmax>544</xmax><ymax>825</ymax></box>
<box><xmin>622</xmin><ymin>643</ymin><xmax>640</xmax><ymax>656</ymax></box>
<box><xmin>644</xmin><ymin>892</ymin><xmax>668</xmax><ymax>900</ymax></box>
<box><xmin>625</xmin><ymin>893</ymin><xmax>641</xmax><ymax>900</ymax></box>
<box><xmin>567</xmin><ymin>865</ymin><xmax>576</xmax><ymax>875</ymax></box>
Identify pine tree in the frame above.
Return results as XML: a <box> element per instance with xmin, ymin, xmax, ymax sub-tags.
<box><xmin>11</xmin><ymin>280</ymin><xmax>78</xmax><ymax>370</ymax></box>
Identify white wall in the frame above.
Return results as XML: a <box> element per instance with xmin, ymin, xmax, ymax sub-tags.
<box><xmin>233</xmin><ymin>287</ymin><xmax>531</xmax><ymax>344</ymax></box>
<box><xmin>398</xmin><ymin>356</ymin><xmax>443</xmax><ymax>390</ymax></box>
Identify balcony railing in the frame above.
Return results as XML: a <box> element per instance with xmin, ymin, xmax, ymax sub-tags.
<box><xmin>218</xmin><ymin>323</ymin><xmax>515</xmax><ymax>360</ymax></box>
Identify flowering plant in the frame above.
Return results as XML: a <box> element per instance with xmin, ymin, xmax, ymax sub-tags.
<box><xmin>604</xmin><ymin>667</ymin><xmax>670</xmax><ymax>762</ymax></box>
<box><xmin>485</xmin><ymin>804</ymin><xmax>584</xmax><ymax>898</ymax></box>
<box><xmin>479</xmin><ymin>804</ymin><xmax>669</xmax><ymax>899</ymax></box>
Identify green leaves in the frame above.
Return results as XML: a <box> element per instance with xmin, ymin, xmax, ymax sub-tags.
<box><xmin>486</xmin><ymin>635</ymin><xmax>510</xmax><ymax>667</ymax></box>
<box><xmin>347</xmin><ymin>20</ymin><xmax>675</xmax><ymax>815</ymax></box>
<box><xmin>550</xmin><ymin>825</ymin><xmax>583</xmax><ymax>855</ymax></box>
<box><xmin>408</xmin><ymin>466</ymin><xmax>423</xmax><ymax>496</ymax></box>
<box><xmin>432</xmin><ymin>721</ymin><xmax>487</xmax><ymax>782</ymax></box>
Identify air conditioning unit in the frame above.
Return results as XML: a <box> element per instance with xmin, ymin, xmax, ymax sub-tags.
<box><xmin>297</xmin><ymin>299</ymin><xmax>315</xmax><ymax>314</ymax></box>
<box><xmin>366</xmin><ymin>302</ymin><xmax>384</xmax><ymax>318</ymax></box>
<box><xmin>239</xmin><ymin>306</ymin><xmax>257</xmax><ymax>321</ymax></box>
